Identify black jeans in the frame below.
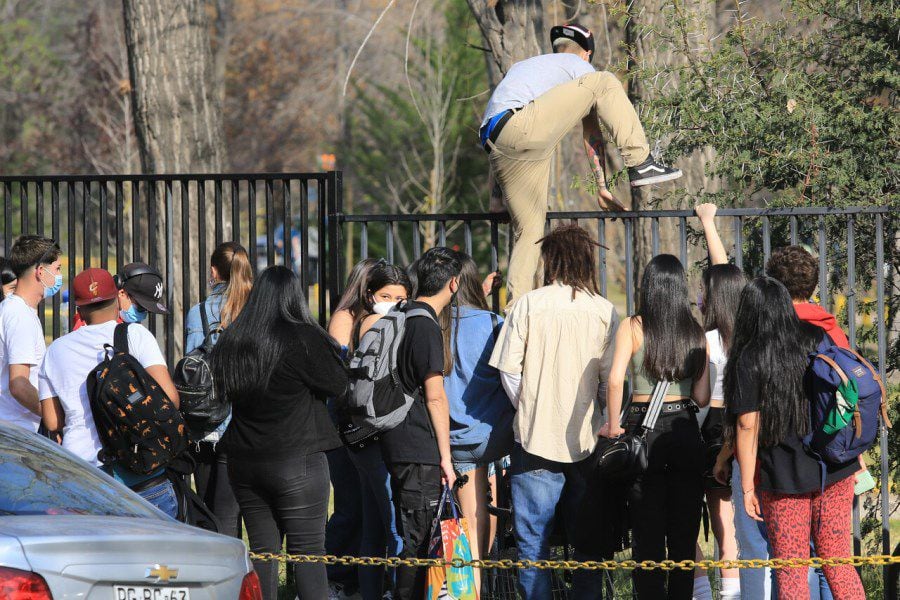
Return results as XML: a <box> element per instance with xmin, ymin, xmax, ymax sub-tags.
<box><xmin>191</xmin><ymin>441</ymin><xmax>241</xmax><ymax>537</ymax></box>
<box><xmin>625</xmin><ymin>406</ymin><xmax>704</xmax><ymax>599</ymax></box>
<box><xmin>386</xmin><ymin>462</ymin><xmax>442</xmax><ymax>600</ymax></box>
<box><xmin>229</xmin><ymin>452</ymin><xmax>331</xmax><ymax>600</ymax></box>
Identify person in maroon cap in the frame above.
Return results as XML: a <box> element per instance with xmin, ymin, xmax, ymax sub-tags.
<box><xmin>72</xmin><ymin>262</ymin><xmax>168</xmax><ymax>330</ymax></box>
<box><xmin>39</xmin><ymin>267</ymin><xmax>181</xmax><ymax>517</ymax></box>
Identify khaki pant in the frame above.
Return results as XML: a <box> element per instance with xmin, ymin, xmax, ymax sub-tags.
<box><xmin>488</xmin><ymin>71</ymin><xmax>650</xmax><ymax>301</ymax></box>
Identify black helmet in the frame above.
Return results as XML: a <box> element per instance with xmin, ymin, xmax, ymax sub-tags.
<box><xmin>549</xmin><ymin>23</ymin><xmax>595</xmax><ymax>62</ymax></box>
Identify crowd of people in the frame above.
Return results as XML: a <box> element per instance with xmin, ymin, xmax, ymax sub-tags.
<box><xmin>0</xmin><ymin>201</ymin><xmax>873</xmax><ymax>600</ymax></box>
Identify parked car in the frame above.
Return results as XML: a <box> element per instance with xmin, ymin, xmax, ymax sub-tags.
<box><xmin>0</xmin><ymin>420</ymin><xmax>261</xmax><ymax>600</ymax></box>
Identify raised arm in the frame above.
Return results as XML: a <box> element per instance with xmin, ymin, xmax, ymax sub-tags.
<box><xmin>583</xmin><ymin>111</ymin><xmax>626</xmax><ymax>211</ymax></box>
<box><xmin>695</xmin><ymin>203</ymin><xmax>728</xmax><ymax>265</ymax></box>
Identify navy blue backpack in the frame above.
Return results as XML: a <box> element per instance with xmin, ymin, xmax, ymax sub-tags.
<box><xmin>805</xmin><ymin>338</ymin><xmax>892</xmax><ymax>464</ymax></box>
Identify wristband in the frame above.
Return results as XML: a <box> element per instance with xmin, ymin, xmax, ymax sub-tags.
<box><xmin>743</xmin><ymin>488</ymin><xmax>755</xmax><ymax>495</ymax></box>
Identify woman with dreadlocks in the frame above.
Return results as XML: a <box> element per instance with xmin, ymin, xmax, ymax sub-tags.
<box><xmin>601</xmin><ymin>253</ymin><xmax>710</xmax><ymax>599</ymax></box>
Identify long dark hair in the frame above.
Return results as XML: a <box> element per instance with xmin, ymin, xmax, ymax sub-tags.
<box><xmin>334</xmin><ymin>258</ymin><xmax>380</xmax><ymax>317</ymax></box>
<box><xmin>723</xmin><ymin>276</ymin><xmax>820</xmax><ymax>447</ymax></box>
<box><xmin>441</xmin><ymin>252</ymin><xmax>490</xmax><ymax>374</ymax></box>
<box><xmin>212</xmin><ymin>265</ymin><xmax>330</xmax><ymax>401</ymax></box>
<box><xmin>637</xmin><ymin>254</ymin><xmax>705</xmax><ymax>381</ymax></box>
<box><xmin>702</xmin><ymin>264</ymin><xmax>746</xmax><ymax>352</ymax></box>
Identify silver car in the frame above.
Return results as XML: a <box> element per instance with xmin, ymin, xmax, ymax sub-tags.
<box><xmin>0</xmin><ymin>421</ymin><xmax>261</xmax><ymax>600</ymax></box>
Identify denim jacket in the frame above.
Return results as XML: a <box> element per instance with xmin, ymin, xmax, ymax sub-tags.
<box><xmin>184</xmin><ymin>283</ymin><xmax>229</xmax><ymax>442</ymax></box>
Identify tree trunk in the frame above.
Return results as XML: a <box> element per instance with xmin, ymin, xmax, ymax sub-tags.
<box><xmin>465</xmin><ymin>0</ymin><xmax>546</xmax><ymax>85</ymax></box>
<box><xmin>626</xmin><ymin>0</ymin><xmax>717</xmax><ymax>293</ymax></box>
<box><xmin>122</xmin><ymin>0</ymin><xmax>228</xmax><ymax>358</ymax></box>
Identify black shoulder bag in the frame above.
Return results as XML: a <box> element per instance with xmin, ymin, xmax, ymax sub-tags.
<box><xmin>592</xmin><ymin>379</ymin><xmax>671</xmax><ymax>480</ymax></box>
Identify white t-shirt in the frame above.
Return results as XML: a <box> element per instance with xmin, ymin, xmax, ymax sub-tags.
<box><xmin>706</xmin><ymin>329</ymin><xmax>727</xmax><ymax>401</ymax></box>
<box><xmin>38</xmin><ymin>321</ymin><xmax>165</xmax><ymax>466</ymax></box>
<box><xmin>481</xmin><ymin>53</ymin><xmax>595</xmax><ymax>126</ymax></box>
<box><xmin>0</xmin><ymin>295</ymin><xmax>46</xmax><ymax>432</ymax></box>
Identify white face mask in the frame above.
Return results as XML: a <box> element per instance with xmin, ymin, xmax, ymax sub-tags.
<box><xmin>372</xmin><ymin>301</ymin><xmax>396</xmax><ymax>316</ymax></box>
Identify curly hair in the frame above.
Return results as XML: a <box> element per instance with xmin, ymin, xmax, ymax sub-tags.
<box><xmin>765</xmin><ymin>245</ymin><xmax>818</xmax><ymax>301</ymax></box>
<box><xmin>539</xmin><ymin>224</ymin><xmax>601</xmax><ymax>299</ymax></box>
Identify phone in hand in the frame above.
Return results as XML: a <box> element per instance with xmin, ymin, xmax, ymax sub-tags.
<box><xmin>855</xmin><ymin>469</ymin><xmax>876</xmax><ymax>496</ymax></box>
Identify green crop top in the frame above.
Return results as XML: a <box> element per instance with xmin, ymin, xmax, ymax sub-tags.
<box><xmin>630</xmin><ymin>344</ymin><xmax>695</xmax><ymax>397</ymax></box>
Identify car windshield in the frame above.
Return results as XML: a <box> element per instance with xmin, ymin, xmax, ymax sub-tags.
<box><xmin>0</xmin><ymin>423</ymin><xmax>163</xmax><ymax>519</ymax></box>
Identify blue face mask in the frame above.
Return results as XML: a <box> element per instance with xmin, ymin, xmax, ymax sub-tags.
<box><xmin>42</xmin><ymin>272</ymin><xmax>63</xmax><ymax>299</ymax></box>
<box><xmin>120</xmin><ymin>304</ymin><xmax>148</xmax><ymax>323</ymax></box>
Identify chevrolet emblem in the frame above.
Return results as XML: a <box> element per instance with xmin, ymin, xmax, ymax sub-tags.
<box><xmin>145</xmin><ymin>565</ymin><xmax>179</xmax><ymax>583</ymax></box>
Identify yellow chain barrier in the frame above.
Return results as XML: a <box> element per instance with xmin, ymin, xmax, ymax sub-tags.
<box><xmin>249</xmin><ymin>552</ymin><xmax>900</xmax><ymax>571</ymax></box>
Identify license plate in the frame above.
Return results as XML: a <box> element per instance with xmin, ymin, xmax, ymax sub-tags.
<box><xmin>113</xmin><ymin>587</ymin><xmax>190</xmax><ymax>600</ymax></box>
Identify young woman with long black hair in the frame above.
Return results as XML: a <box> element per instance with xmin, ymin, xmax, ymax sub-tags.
<box><xmin>600</xmin><ymin>254</ymin><xmax>710</xmax><ymax>599</ymax></box>
<box><xmin>726</xmin><ymin>277</ymin><xmax>862</xmax><ymax>600</ymax></box>
<box><xmin>337</xmin><ymin>261</ymin><xmax>410</xmax><ymax>600</ymax></box>
<box><xmin>442</xmin><ymin>252</ymin><xmax>514</xmax><ymax>592</ymax></box>
<box><xmin>213</xmin><ymin>266</ymin><xmax>348</xmax><ymax>600</ymax></box>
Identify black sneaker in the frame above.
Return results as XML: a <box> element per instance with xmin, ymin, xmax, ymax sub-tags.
<box><xmin>628</xmin><ymin>158</ymin><xmax>683</xmax><ymax>187</ymax></box>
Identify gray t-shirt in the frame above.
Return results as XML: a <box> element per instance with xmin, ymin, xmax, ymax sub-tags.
<box><xmin>481</xmin><ymin>53</ymin><xmax>595</xmax><ymax>127</ymax></box>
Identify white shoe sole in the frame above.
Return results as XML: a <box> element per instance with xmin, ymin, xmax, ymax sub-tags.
<box><xmin>630</xmin><ymin>170</ymin><xmax>684</xmax><ymax>187</ymax></box>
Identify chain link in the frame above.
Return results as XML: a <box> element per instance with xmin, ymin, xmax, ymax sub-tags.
<box><xmin>248</xmin><ymin>552</ymin><xmax>900</xmax><ymax>571</ymax></box>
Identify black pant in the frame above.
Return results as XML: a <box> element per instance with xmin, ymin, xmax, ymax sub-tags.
<box><xmin>191</xmin><ymin>441</ymin><xmax>241</xmax><ymax>537</ymax></box>
<box><xmin>229</xmin><ymin>452</ymin><xmax>331</xmax><ymax>600</ymax></box>
<box><xmin>625</xmin><ymin>406</ymin><xmax>704</xmax><ymax>599</ymax></box>
<box><xmin>386</xmin><ymin>462</ymin><xmax>442</xmax><ymax>600</ymax></box>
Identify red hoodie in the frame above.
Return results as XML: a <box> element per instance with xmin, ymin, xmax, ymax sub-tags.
<box><xmin>794</xmin><ymin>302</ymin><xmax>850</xmax><ymax>349</ymax></box>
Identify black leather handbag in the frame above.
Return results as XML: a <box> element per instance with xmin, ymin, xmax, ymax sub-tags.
<box><xmin>593</xmin><ymin>379</ymin><xmax>670</xmax><ymax>480</ymax></box>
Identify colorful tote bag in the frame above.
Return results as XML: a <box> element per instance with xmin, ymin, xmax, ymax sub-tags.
<box><xmin>426</xmin><ymin>484</ymin><xmax>479</xmax><ymax>600</ymax></box>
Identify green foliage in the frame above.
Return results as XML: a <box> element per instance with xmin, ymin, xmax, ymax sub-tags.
<box><xmin>348</xmin><ymin>0</ymin><xmax>488</xmax><ymax>216</ymax></box>
<box><xmin>633</xmin><ymin>0</ymin><xmax>898</xmax><ymax>208</ymax></box>
<box><xmin>346</xmin><ymin>0</ymin><xmax>490</xmax><ymax>262</ymax></box>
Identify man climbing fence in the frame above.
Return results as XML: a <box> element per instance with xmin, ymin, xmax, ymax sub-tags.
<box><xmin>479</xmin><ymin>22</ymin><xmax>683</xmax><ymax>301</ymax></box>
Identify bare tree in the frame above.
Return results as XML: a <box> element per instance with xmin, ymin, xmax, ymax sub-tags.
<box><xmin>465</xmin><ymin>0</ymin><xmax>546</xmax><ymax>85</ymax></box>
<box><xmin>122</xmin><ymin>0</ymin><xmax>228</xmax><ymax>354</ymax></box>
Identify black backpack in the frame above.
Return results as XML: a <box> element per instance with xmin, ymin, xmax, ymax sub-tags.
<box><xmin>172</xmin><ymin>303</ymin><xmax>229</xmax><ymax>440</ymax></box>
<box><xmin>87</xmin><ymin>323</ymin><xmax>187</xmax><ymax>475</ymax></box>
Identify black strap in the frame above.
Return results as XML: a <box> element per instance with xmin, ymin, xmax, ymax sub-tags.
<box><xmin>199</xmin><ymin>302</ymin><xmax>210</xmax><ymax>338</ymax></box>
<box><xmin>490</xmin><ymin>312</ymin><xmax>499</xmax><ymax>341</ymax></box>
<box><xmin>113</xmin><ymin>322</ymin><xmax>130</xmax><ymax>354</ymax></box>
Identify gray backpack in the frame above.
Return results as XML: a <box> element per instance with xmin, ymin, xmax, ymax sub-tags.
<box><xmin>339</xmin><ymin>302</ymin><xmax>436</xmax><ymax>449</ymax></box>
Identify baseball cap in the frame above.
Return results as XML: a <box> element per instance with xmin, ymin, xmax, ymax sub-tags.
<box><xmin>119</xmin><ymin>262</ymin><xmax>169</xmax><ymax>314</ymax></box>
<box><xmin>73</xmin><ymin>268</ymin><xmax>118</xmax><ymax>307</ymax></box>
<box><xmin>550</xmin><ymin>23</ymin><xmax>595</xmax><ymax>61</ymax></box>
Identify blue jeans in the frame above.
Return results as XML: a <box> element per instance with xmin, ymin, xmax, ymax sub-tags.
<box><xmin>731</xmin><ymin>458</ymin><xmax>834</xmax><ymax>600</ymax></box>
<box><xmin>510</xmin><ymin>444</ymin><xmax>604</xmax><ymax>600</ymax></box>
<box><xmin>139</xmin><ymin>480</ymin><xmax>178</xmax><ymax>518</ymax></box>
<box><xmin>348</xmin><ymin>442</ymin><xmax>403</xmax><ymax>600</ymax></box>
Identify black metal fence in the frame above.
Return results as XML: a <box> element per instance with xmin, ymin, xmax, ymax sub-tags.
<box><xmin>0</xmin><ymin>173</ymin><xmax>335</xmax><ymax>363</ymax></box>
<box><xmin>1</xmin><ymin>172</ymin><xmax>896</xmax><ymax>589</ymax></box>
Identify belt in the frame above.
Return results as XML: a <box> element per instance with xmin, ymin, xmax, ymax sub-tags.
<box><xmin>480</xmin><ymin>108</ymin><xmax>517</xmax><ymax>153</ymax></box>
<box><xmin>629</xmin><ymin>400</ymin><xmax>696</xmax><ymax>415</ymax></box>
<box><xmin>129</xmin><ymin>473</ymin><xmax>169</xmax><ymax>493</ymax></box>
